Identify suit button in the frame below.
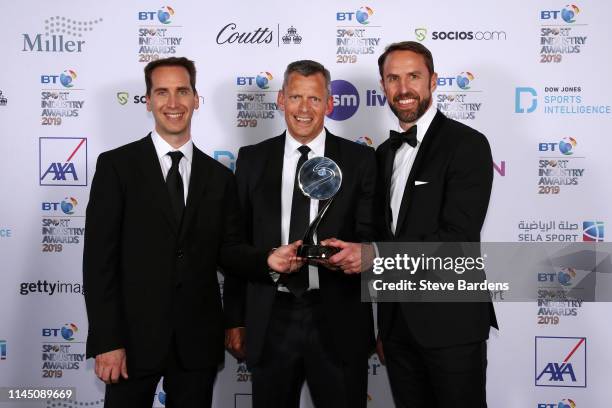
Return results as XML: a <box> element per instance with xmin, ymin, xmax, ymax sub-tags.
<box><xmin>176</xmin><ymin>250</ymin><xmax>184</xmax><ymax>258</ymax></box>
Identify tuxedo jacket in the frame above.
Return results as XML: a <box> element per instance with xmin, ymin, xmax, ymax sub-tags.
<box><xmin>83</xmin><ymin>134</ymin><xmax>271</xmax><ymax>373</ymax></box>
<box><xmin>376</xmin><ymin>110</ymin><xmax>498</xmax><ymax>348</ymax></box>
<box><xmin>224</xmin><ymin>130</ymin><xmax>376</xmax><ymax>366</ymax></box>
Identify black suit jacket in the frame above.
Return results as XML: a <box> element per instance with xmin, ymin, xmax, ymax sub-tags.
<box><xmin>83</xmin><ymin>135</ymin><xmax>271</xmax><ymax>373</ymax></box>
<box><xmin>376</xmin><ymin>110</ymin><xmax>498</xmax><ymax>348</ymax></box>
<box><xmin>224</xmin><ymin>130</ymin><xmax>376</xmax><ymax>366</ymax></box>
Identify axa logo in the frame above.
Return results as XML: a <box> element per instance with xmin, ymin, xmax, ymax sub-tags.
<box><xmin>535</xmin><ymin>336</ymin><xmax>586</xmax><ymax>387</ymax></box>
<box><xmin>39</xmin><ymin>138</ymin><xmax>87</xmax><ymax>186</ymax></box>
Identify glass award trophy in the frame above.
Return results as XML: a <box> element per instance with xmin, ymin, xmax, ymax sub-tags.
<box><xmin>296</xmin><ymin>156</ymin><xmax>342</xmax><ymax>259</ymax></box>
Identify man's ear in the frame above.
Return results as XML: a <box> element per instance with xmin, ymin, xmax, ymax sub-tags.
<box><xmin>277</xmin><ymin>90</ymin><xmax>285</xmax><ymax>112</ymax></box>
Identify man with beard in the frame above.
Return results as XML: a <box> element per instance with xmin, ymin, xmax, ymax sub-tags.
<box><xmin>324</xmin><ymin>41</ymin><xmax>497</xmax><ymax>407</ymax></box>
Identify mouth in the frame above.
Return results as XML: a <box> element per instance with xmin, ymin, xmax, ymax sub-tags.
<box><xmin>395</xmin><ymin>96</ymin><xmax>418</xmax><ymax>108</ymax></box>
<box><xmin>294</xmin><ymin>115</ymin><xmax>313</xmax><ymax>124</ymax></box>
<box><xmin>164</xmin><ymin>112</ymin><xmax>185</xmax><ymax>121</ymax></box>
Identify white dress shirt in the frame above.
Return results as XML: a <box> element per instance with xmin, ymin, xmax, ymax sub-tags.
<box><xmin>390</xmin><ymin>104</ymin><xmax>437</xmax><ymax>234</ymax></box>
<box><xmin>151</xmin><ymin>130</ymin><xmax>193</xmax><ymax>205</ymax></box>
<box><xmin>278</xmin><ymin>128</ymin><xmax>326</xmax><ymax>291</ymax></box>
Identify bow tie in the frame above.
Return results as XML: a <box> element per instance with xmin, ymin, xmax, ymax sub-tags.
<box><xmin>389</xmin><ymin>126</ymin><xmax>418</xmax><ymax>150</ymax></box>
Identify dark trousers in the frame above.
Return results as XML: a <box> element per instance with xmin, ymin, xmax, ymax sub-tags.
<box><xmin>252</xmin><ymin>291</ymin><xmax>368</xmax><ymax>408</ymax></box>
<box><xmin>104</xmin><ymin>337</ymin><xmax>217</xmax><ymax>408</ymax></box>
<box><xmin>382</xmin><ymin>308</ymin><xmax>488</xmax><ymax>408</ymax></box>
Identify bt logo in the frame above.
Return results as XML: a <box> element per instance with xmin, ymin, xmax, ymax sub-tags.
<box><xmin>541</xmin><ymin>5</ymin><xmax>580</xmax><ymax>23</ymax></box>
<box><xmin>515</xmin><ymin>87</ymin><xmax>538</xmax><ymax>113</ymax></box>
<box><xmin>538</xmin><ymin>400</ymin><xmax>576</xmax><ymax>408</ymax></box>
<box><xmin>437</xmin><ymin>72</ymin><xmax>475</xmax><ymax>89</ymax></box>
<box><xmin>538</xmin><ymin>137</ymin><xmax>577</xmax><ymax>155</ymax></box>
<box><xmin>41</xmin><ymin>70</ymin><xmax>77</xmax><ymax>88</ymax></box>
<box><xmin>336</xmin><ymin>6</ymin><xmax>374</xmax><ymax>24</ymax></box>
<box><xmin>42</xmin><ymin>323</ymin><xmax>78</xmax><ymax>341</ymax></box>
<box><xmin>138</xmin><ymin>6</ymin><xmax>175</xmax><ymax>24</ymax></box>
<box><xmin>538</xmin><ymin>267</ymin><xmax>576</xmax><ymax>286</ymax></box>
<box><xmin>42</xmin><ymin>197</ymin><xmax>78</xmax><ymax>214</ymax></box>
<box><xmin>327</xmin><ymin>80</ymin><xmax>359</xmax><ymax>121</ymax></box>
<box><xmin>236</xmin><ymin>72</ymin><xmax>274</xmax><ymax>89</ymax></box>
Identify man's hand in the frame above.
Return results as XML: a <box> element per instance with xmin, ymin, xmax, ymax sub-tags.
<box><xmin>320</xmin><ymin>238</ymin><xmax>374</xmax><ymax>274</ymax></box>
<box><xmin>225</xmin><ymin>327</ymin><xmax>246</xmax><ymax>361</ymax></box>
<box><xmin>95</xmin><ymin>348</ymin><xmax>128</xmax><ymax>384</ymax></box>
<box><xmin>267</xmin><ymin>240</ymin><xmax>303</xmax><ymax>273</ymax></box>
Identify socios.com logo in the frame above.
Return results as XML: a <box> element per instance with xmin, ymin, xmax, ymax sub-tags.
<box><xmin>558</xmin><ymin>267</ymin><xmax>576</xmax><ymax>286</ymax></box>
<box><xmin>562</xmin><ymin>5</ymin><xmax>580</xmax><ymax>23</ymax></box>
<box><xmin>60</xmin><ymin>70</ymin><xmax>77</xmax><ymax>88</ymax></box>
<box><xmin>61</xmin><ymin>323</ymin><xmax>78</xmax><ymax>341</ymax></box>
<box><xmin>256</xmin><ymin>72</ymin><xmax>273</xmax><ymax>89</ymax></box>
<box><xmin>356</xmin><ymin>6</ymin><xmax>374</xmax><ymax>24</ymax></box>
<box><xmin>583</xmin><ymin>221</ymin><xmax>604</xmax><ymax>242</ymax></box>
<box><xmin>456</xmin><ymin>72</ymin><xmax>475</xmax><ymax>90</ymax></box>
<box><xmin>117</xmin><ymin>92</ymin><xmax>129</xmax><ymax>105</ymax></box>
<box><xmin>327</xmin><ymin>80</ymin><xmax>359</xmax><ymax>121</ymax></box>
<box><xmin>415</xmin><ymin>28</ymin><xmax>427</xmax><ymax>41</ymax></box>
<box><xmin>158</xmin><ymin>6</ymin><xmax>175</xmax><ymax>24</ymax></box>
<box><xmin>559</xmin><ymin>137</ymin><xmax>577</xmax><ymax>155</ymax></box>
<box><xmin>61</xmin><ymin>197</ymin><xmax>78</xmax><ymax>214</ymax></box>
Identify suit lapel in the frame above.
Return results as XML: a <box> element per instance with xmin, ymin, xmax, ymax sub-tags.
<box><xmin>179</xmin><ymin>145</ymin><xmax>212</xmax><ymax>243</ymax></box>
<box><xmin>383</xmin><ymin>143</ymin><xmax>396</xmax><ymax>238</ymax></box>
<box><xmin>137</xmin><ymin>134</ymin><xmax>179</xmax><ymax>235</ymax></box>
<box><xmin>261</xmin><ymin>134</ymin><xmax>285</xmax><ymax>247</ymax></box>
<box><xmin>395</xmin><ymin>111</ymin><xmax>445</xmax><ymax>236</ymax></box>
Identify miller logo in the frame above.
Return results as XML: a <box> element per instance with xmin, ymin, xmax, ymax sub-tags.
<box><xmin>39</xmin><ymin>138</ymin><xmax>87</xmax><ymax>186</ymax></box>
<box><xmin>22</xmin><ymin>16</ymin><xmax>102</xmax><ymax>53</ymax></box>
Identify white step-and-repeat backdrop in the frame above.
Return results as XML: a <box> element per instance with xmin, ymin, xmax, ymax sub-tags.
<box><xmin>1</xmin><ymin>1</ymin><xmax>611</xmax><ymax>407</ymax></box>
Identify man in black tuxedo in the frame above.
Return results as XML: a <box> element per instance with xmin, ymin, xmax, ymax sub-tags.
<box><xmin>223</xmin><ymin>60</ymin><xmax>376</xmax><ymax>408</ymax></box>
<box><xmin>325</xmin><ymin>42</ymin><xmax>498</xmax><ymax>407</ymax></box>
<box><xmin>83</xmin><ymin>57</ymin><xmax>300</xmax><ymax>408</ymax></box>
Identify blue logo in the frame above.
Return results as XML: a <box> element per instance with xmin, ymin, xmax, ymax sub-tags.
<box><xmin>214</xmin><ymin>151</ymin><xmax>236</xmax><ymax>172</ymax></box>
<box><xmin>39</xmin><ymin>138</ymin><xmax>87</xmax><ymax>186</ymax></box>
<box><xmin>535</xmin><ymin>336</ymin><xmax>586</xmax><ymax>387</ymax></box>
<box><xmin>515</xmin><ymin>87</ymin><xmax>538</xmax><ymax>113</ymax></box>
<box><xmin>583</xmin><ymin>221</ymin><xmax>604</xmax><ymax>242</ymax></box>
<box><xmin>0</xmin><ymin>340</ymin><xmax>6</xmax><ymax>360</ymax></box>
<box><xmin>327</xmin><ymin>80</ymin><xmax>359</xmax><ymax>121</ymax></box>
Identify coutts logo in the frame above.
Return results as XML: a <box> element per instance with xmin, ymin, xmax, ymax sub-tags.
<box><xmin>216</xmin><ymin>23</ymin><xmax>273</xmax><ymax>44</ymax></box>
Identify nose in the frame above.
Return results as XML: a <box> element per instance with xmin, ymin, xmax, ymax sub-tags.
<box><xmin>398</xmin><ymin>78</ymin><xmax>410</xmax><ymax>95</ymax></box>
<box><xmin>297</xmin><ymin>98</ymin><xmax>308</xmax><ymax>112</ymax></box>
<box><xmin>167</xmin><ymin>92</ymin><xmax>178</xmax><ymax>108</ymax></box>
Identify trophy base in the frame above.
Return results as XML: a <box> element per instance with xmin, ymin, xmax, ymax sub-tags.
<box><xmin>297</xmin><ymin>244</ymin><xmax>341</xmax><ymax>260</ymax></box>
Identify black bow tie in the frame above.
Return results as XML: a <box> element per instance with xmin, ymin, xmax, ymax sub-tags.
<box><xmin>389</xmin><ymin>126</ymin><xmax>418</xmax><ymax>150</ymax></box>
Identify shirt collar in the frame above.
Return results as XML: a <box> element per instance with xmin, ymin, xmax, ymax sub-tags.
<box><xmin>397</xmin><ymin>103</ymin><xmax>437</xmax><ymax>144</ymax></box>
<box><xmin>284</xmin><ymin>127</ymin><xmax>326</xmax><ymax>157</ymax></box>
<box><xmin>151</xmin><ymin>130</ymin><xmax>193</xmax><ymax>163</ymax></box>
